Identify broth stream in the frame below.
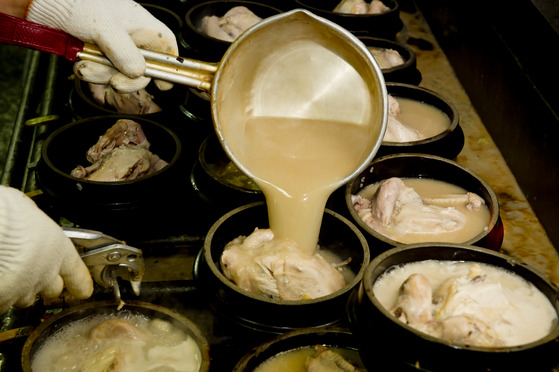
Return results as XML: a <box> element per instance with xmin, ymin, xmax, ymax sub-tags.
<box><xmin>241</xmin><ymin>116</ymin><xmax>371</xmax><ymax>253</ymax></box>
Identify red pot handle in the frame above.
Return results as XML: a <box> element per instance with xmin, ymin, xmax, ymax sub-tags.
<box><xmin>0</xmin><ymin>12</ymin><xmax>83</xmax><ymax>61</ymax></box>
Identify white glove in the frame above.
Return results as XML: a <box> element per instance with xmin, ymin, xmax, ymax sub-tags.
<box><xmin>0</xmin><ymin>186</ymin><xmax>93</xmax><ymax>314</ymax></box>
<box><xmin>26</xmin><ymin>0</ymin><xmax>178</xmax><ymax>93</ymax></box>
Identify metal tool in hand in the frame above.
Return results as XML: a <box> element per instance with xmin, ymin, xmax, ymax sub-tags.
<box><xmin>0</xmin><ymin>11</ymin><xmax>215</xmax><ymax>91</ymax></box>
<box><xmin>63</xmin><ymin>227</ymin><xmax>144</xmax><ymax>303</ymax></box>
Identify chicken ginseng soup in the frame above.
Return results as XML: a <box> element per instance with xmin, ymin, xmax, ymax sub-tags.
<box><xmin>220</xmin><ymin>116</ymin><xmax>373</xmax><ymax>301</ymax></box>
<box><xmin>30</xmin><ymin>313</ymin><xmax>203</xmax><ymax>372</ymax></box>
<box><xmin>352</xmin><ymin>177</ymin><xmax>491</xmax><ymax>244</ymax></box>
<box><xmin>373</xmin><ymin>260</ymin><xmax>558</xmax><ymax>347</ymax></box>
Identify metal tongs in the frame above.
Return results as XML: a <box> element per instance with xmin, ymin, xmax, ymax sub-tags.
<box><xmin>63</xmin><ymin>227</ymin><xmax>144</xmax><ymax>304</ymax></box>
<box><xmin>0</xmin><ymin>12</ymin><xmax>217</xmax><ymax>92</ymax></box>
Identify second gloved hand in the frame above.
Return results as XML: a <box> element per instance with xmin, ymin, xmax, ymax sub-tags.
<box><xmin>0</xmin><ymin>186</ymin><xmax>94</xmax><ymax>315</ymax></box>
<box><xmin>26</xmin><ymin>0</ymin><xmax>179</xmax><ymax>93</ymax></box>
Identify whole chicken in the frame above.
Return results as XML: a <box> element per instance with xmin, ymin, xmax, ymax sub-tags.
<box><xmin>71</xmin><ymin>119</ymin><xmax>168</xmax><ymax>181</ymax></box>
<box><xmin>71</xmin><ymin>145</ymin><xmax>167</xmax><ymax>182</ymax></box>
<box><xmin>221</xmin><ymin>228</ymin><xmax>346</xmax><ymax>300</ymax></box>
<box><xmin>390</xmin><ymin>264</ymin><xmax>505</xmax><ymax>347</ymax></box>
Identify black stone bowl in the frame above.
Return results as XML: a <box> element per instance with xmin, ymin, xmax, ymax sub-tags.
<box><xmin>193</xmin><ymin>201</ymin><xmax>370</xmax><ymax>334</ymax></box>
<box><xmin>232</xmin><ymin>327</ymin><xmax>365</xmax><ymax>371</ymax></box>
<box><xmin>182</xmin><ymin>1</ymin><xmax>283</xmax><ymax>62</ymax></box>
<box><xmin>21</xmin><ymin>300</ymin><xmax>211</xmax><ymax>372</ymax></box>
<box><xmin>36</xmin><ymin>115</ymin><xmax>183</xmax><ymax>236</ymax></box>
<box><xmin>379</xmin><ymin>82</ymin><xmax>464</xmax><ymax>159</ymax></box>
<box><xmin>359</xmin><ymin>36</ymin><xmax>421</xmax><ymax>85</ymax></box>
<box><xmin>294</xmin><ymin>0</ymin><xmax>403</xmax><ymax>39</ymax></box>
<box><xmin>345</xmin><ymin>153</ymin><xmax>504</xmax><ymax>252</ymax></box>
<box><xmin>347</xmin><ymin>243</ymin><xmax>559</xmax><ymax>372</ymax></box>
<box><xmin>190</xmin><ymin>134</ymin><xmax>264</xmax><ymax>216</ymax></box>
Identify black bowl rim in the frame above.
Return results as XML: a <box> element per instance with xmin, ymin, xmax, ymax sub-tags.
<box><xmin>344</xmin><ymin>153</ymin><xmax>501</xmax><ymax>246</ymax></box>
<box><xmin>358</xmin><ymin>36</ymin><xmax>416</xmax><ymax>74</ymax></box>
<box><xmin>184</xmin><ymin>0</ymin><xmax>283</xmax><ymax>44</ymax></box>
<box><xmin>361</xmin><ymin>242</ymin><xmax>559</xmax><ymax>352</ymax></box>
<box><xmin>203</xmin><ymin>201</ymin><xmax>371</xmax><ymax>305</ymax></box>
<box><xmin>20</xmin><ymin>299</ymin><xmax>211</xmax><ymax>372</ymax></box>
<box><xmin>294</xmin><ymin>0</ymin><xmax>400</xmax><ymax>18</ymax></box>
<box><xmin>382</xmin><ymin>82</ymin><xmax>460</xmax><ymax>146</ymax></box>
<box><xmin>41</xmin><ymin>115</ymin><xmax>182</xmax><ymax>186</ymax></box>
<box><xmin>233</xmin><ymin>327</ymin><xmax>360</xmax><ymax>371</ymax></box>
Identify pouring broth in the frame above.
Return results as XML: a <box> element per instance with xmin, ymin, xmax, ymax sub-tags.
<box><xmin>218</xmin><ymin>115</ymin><xmax>374</xmax><ymax>301</ymax></box>
<box><xmin>242</xmin><ymin>116</ymin><xmax>372</xmax><ymax>253</ymax></box>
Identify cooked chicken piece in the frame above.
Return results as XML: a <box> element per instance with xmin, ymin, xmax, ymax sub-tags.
<box><xmin>199</xmin><ymin>6</ymin><xmax>262</xmax><ymax>42</ymax></box>
<box><xmin>368</xmin><ymin>47</ymin><xmax>405</xmax><ymax>69</ymax></box>
<box><xmin>391</xmin><ymin>273</ymin><xmax>433</xmax><ymax>325</ymax></box>
<box><xmin>89</xmin><ymin>83</ymin><xmax>162</xmax><ymax>115</ymax></box>
<box><xmin>306</xmin><ymin>345</ymin><xmax>362</xmax><ymax>372</ymax></box>
<box><xmin>424</xmin><ymin>192</ymin><xmax>485</xmax><ymax>210</ymax></box>
<box><xmin>221</xmin><ymin>228</ymin><xmax>346</xmax><ymax>300</ymax></box>
<box><xmin>333</xmin><ymin>0</ymin><xmax>369</xmax><ymax>14</ymax></box>
<box><xmin>352</xmin><ymin>177</ymin><xmax>473</xmax><ymax>237</ymax></box>
<box><xmin>83</xmin><ymin>319</ymin><xmax>147</xmax><ymax>372</ymax></box>
<box><xmin>367</xmin><ymin>0</ymin><xmax>390</xmax><ymax>14</ymax></box>
<box><xmin>435</xmin><ymin>314</ymin><xmax>503</xmax><ymax>347</ymax></box>
<box><xmin>432</xmin><ymin>264</ymin><xmax>510</xmax><ymax>330</ymax></box>
<box><xmin>71</xmin><ymin>120</ymin><xmax>168</xmax><ymax>181</ymax></box>
<box><xmin>383</xmin><ymin>95</ymin><xmax>423</xmax><ymax>142</ymax></box>
<box><xmin>89</xmin><ymin>318</ymin><xmax>143</xmax><ymax>340</ymax></box>
<box><xmin>333</xmin><ymin>0</ymin><xmax>389</xmax><ymax>14</ymax></box>
<box><xmin>86</xmin><ymin>119</ymin><xmax>150</xmax><ymax>163</ymax></box>
<box><xmin>81</xmin><ymin>344</ymin><xmax>131</xmax><ymax>372</ymax></box>
<box><xmin>71</xmin><ymin>145</ymin><xmax>167</xmax><ymax>182</ymax></box>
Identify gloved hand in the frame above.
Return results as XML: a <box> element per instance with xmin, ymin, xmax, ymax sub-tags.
<box><xmin>26</xmin><ymin>0</ymin><xmax>178</xmax><ymax>93</ymax></box>
<box><xmin>0</xmin><ymin>186</ymin><xmax>93</xmax><ymax>314</ymax></box>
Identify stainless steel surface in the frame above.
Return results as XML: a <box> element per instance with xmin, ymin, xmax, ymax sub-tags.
<box><xmin>79</xmin><ymin>43</ymin><xmax>216</xmax><ymax>91</ymax></box>
<box><xmin>213</xmin><ymin>9</ymin><xmax>387</xmax><ymax>188</ymax></box>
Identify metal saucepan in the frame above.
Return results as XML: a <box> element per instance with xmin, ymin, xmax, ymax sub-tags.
<box><xmin>0</xmin><ymin>9</ymin><xmax>387</xmax><ymax>184</ymax></box>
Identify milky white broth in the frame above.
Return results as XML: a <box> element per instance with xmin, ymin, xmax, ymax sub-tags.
<box><xmin>373</xmin><ymin>260</ymin><xmax>558</xmax><ymax>347</ymax></box>
<box><xmin>393</xmin><ymin>97</ymin><xmax>450</xmax><ymax>140</ymax></box>
<box><xmin>357</xmin><ymin>177</ymin><xmax>491</xmax><ymax>244</ymax></box>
